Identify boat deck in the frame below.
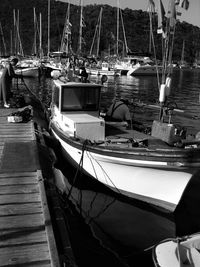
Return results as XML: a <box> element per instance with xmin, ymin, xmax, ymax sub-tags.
<box><xmin>105</xmin><ymin>122</ymin><xmax>171</xmax><ymax>149</ymax></box>
<box><xmin>0</xmin><ymin>108</ymin><xmax>60</xmax><ymax>267</ymax></box>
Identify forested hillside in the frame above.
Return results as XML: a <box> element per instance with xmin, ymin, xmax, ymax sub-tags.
<box><xmin>0</xmin><ymin>0</ymin><xmax>199</xmax><ymax>63</ymax></box>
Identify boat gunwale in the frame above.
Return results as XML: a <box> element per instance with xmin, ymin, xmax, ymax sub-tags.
<box><xmin>50</xmin><ymin>122</ymin><xmax>200</xmax><ymax>165</ymax></box>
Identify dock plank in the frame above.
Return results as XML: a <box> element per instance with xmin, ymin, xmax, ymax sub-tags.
<box><xmin>0</xmin><ymin>213</ymin><xmax>44</xmax><ymax>230</ymax></box>
<box><xmin>0</xmin><ymin>184</ymin><xmax>39</xmax><ymax>195</ymax></box>
<box><xmin>0</xmin><ymin>228</ymin><xmax>47</xmax><ymax>248</ymax></box>
<box><xmin>0</xmin><ymin>193</ymin><xmax>41</xmax><ymax>204</ymax></box>
<box><xmin>0</xmin><ymin>127</ymin><xmax>34</xmax><ymax>132</ymax></box>
<box><xmin>0</xmin><ymin>177</ymin><xmax>38</xmax><ymax>186</ymax></box>
<box><xmin>0</xmin><ymin>141</ymin><xmax>39</xmax><ymax>173</ymax></box>
<box><xmin>0</xmin><ymin>202</ymin><xmax>42</xmax><ymax>216</ymax></box>
<box><xmin>0</xmin><ymin>171</ymin><xmax>37</xmax><ymax>178</ymax></box>
<box><xmin>0</xmin><ymin>243</ymin><xmax>51</xmax><ymax>266</ymax></box>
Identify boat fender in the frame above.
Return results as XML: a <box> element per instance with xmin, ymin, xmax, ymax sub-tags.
<box><xmin>165</xmin><ymin>76</ymin><xmax>172</xmax><ymax>96</ymax></box>
<box><xmin>159</xmin><ymin>84</ymin><xmax>166</xmax><ymax>103</ymax></box>
<box><xmin>51</xmin><ymin>70</ymin><xmax>61</xmax><ymax>79</ymax></box>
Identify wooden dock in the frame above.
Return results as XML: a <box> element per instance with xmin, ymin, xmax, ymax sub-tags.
<box><xmin>0</xmin><ymin>108</ymin><xmax>60</xmax><ymax>267</ymax></box>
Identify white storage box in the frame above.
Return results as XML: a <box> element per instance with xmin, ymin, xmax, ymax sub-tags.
<box><xmin>7</xmin><ymin>116</ymin><xmax>23</xmax><ymax>123</ymax></box>
<box><xmin>62</xmin><ymin>114</ymin><xmax>105</xmax><ymax>141</ymax></box>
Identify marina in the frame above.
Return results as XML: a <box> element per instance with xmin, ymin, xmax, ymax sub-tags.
<box><xmin>0</xmin><ymin>0</ymin><xmax>200</xmax><ymax>266</ymax></box>
<box><xmin>1</xmin><ymin>66</ymin><xmax>200</xmax><ymax>266</ymax></box>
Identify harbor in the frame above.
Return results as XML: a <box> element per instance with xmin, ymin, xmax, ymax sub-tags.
<box><xmin>1</xmin><ymin>0</ymin><xmax>200</xmax><ymax>266</ymax></box>
<box><xmin>1</xmin><ymin>66</ymin><xmax>200</xmax><ymax>266</ymax></box>
<box><xmin>0</xmin><ymin>65</ymin><xmax>200</xmax><ymax>266</ymax></box>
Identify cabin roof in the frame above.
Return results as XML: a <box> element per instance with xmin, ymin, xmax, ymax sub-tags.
<box><xmin>53</xmin><ymin>79</ymin><xmax>102</xmax><ymax>88</ymax></box>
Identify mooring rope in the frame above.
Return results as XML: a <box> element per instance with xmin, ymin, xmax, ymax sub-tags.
<box><xmin>66</xmin><ymin>140</ymin><xmax>89</xmax><ymax>199</ymax></box>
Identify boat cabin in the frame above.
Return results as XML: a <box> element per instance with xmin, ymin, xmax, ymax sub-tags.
<box><xmin>51</xmin><ymin>80</ymin><xmax>102</xmax><ymax>114</ymax></box>
<box><xmin>51</xmin><ymin>80</ymin><xmax>105</xmax><ymax>141</ymax></box>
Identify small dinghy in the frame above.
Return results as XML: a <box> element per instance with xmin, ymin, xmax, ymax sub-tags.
<box><xmin>153</xmin><ymin>232</ymin><xmax>200</xmax><ymax>267</ymax></box>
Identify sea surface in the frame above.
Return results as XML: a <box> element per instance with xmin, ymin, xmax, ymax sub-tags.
<box><xmin>20</xmin><ymin>68</ymin><xmax>200</xmax><ymax>267</ymax></box>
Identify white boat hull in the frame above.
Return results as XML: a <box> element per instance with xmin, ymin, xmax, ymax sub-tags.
<box><xmin>153</xmin><ymin>233</ymin><xmax>200</xmax><ymax>267</ymax></box>
<box><xmin>127</xmin><ymin>65</ymin><xmax>163</xmax><ymax>76</ymax></box>
<box><xmin>86</xmin><ymin>68</ymin><xmax>120</xmax><ymax>76</ymax></box>
<box><xmin>15</xmin><ymin>67</ymin><xmax>39</xmax><ymax>77</ymax></box>
<box><xmin>47</xmin><ymin>79</ymin><xmax>200</xmax><ymax>253</ymax></box>
<box><xmin>51</xmin><ymin>127</ymin><xmax>194</xmax><ymax>212</ymax></box>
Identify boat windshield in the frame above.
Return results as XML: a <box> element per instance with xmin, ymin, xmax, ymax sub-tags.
<box><xmin>61</xmin><ymin>86</ymin><xmax>101</xmax><ymax>111</ymax></box>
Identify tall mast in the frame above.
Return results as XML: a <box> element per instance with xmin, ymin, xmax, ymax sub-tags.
<box><xmin>13</xmin><ymin>9</ymin><xmax>16</xmax><ymax>55</ymax></box>
<box><xmin>89</xmin><ymin>7</ymin><xmax>102</xmax><ymax>56</ymax></box>
<box><xmin>47</xmin><ymin>0</ymin><xmax>50</xmax><ymax>57</ymax></box>
<box><xmin>13</xmin><ymin>9</ymin><xmax>24</xmax><ymax>56</ymax></box>
<box><xmin>120</xmin><ymin>6</ymin><xmax>128</xmax><ymax>56</ymax></box>
<box><xmin>10</xmin><ymin>30</ymin><xmax>12</xmax><ymax>55</ymax></box>
<box><xmin>67</xmin><ymin>2</ymin><xmax>71</xmax><ymax>54</ymax></box>
<box><xmin>61</xmin><ymin>1</ymin><xmax>71</xmax><ymax>53</ymax></box>
<box><xmin>97</xmin><ymin>7</ymin><xmax>102</xmax><ymax>57</ymax></box>
<box><xmin>39</xmin><ymin>13</ymin><xmax>42</xmax><ymax>59</ymax></box>
<box><xmin>116</xmin><ymin>0</ymin><xmax>119</xmax><ymax>57</ymax></box>
<box><xmin>78</xmin><ymin>0</ymin><xmax>83</xmax><ymax>54</ymax></box>
<box><xmin>17</xmin><ymin>10</ymin><xmax>20</xmax><ymax>55</ymax></box>
<box><xmin>33</xmin><ymin>7</ymin><xmax>37</xmax><ymax>56</ymax></box>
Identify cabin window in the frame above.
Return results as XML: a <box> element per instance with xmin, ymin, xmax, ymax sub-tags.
<box><xmin>61</xmin><ymin>86</ymin><xmax>100</xmax><ymax>111</ymax></box>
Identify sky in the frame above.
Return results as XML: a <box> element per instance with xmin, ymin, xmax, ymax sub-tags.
<box><xmin>62</xmin><ymin>0</ymin><xmax>200</xmax><ymax>27</ymax></box>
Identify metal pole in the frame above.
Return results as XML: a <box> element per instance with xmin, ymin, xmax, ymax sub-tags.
<box><xmin>47</xmin><ymin>0</ymin><xmax>50</xmax><ymax>57</ymax></box>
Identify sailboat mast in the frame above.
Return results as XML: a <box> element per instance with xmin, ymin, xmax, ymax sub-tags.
<box><xmin>14</xmin><ymin>9</ymin><xmax>24</xmax><ymax>57</ymax></box>
<box><xmin>33</xmin><ymin>7</ymin><xmax>37</xmax><ymax>56</ymax></box>
<box><xmin>61</xmin><ymin>1</ymin><xmax>71</xmax><ymax>53</ymax></box>
<box><xmin>47</xmin><ymin>0</ymin><xmax>50</xmax><ymax>57</ymax></box>
<box><xmin>66</xmin><ymin>2</ymin><xmax>70</xmax><ymax>54</ymax></box>
<box><xmin>97</xmin><ymin>7</ymin><xmax>102</xmax><ymax>57</ymax></box>
<box><xmin>39</xmin><ymin>13</ymin><xmax>42</xmax><ymax>59</ymax></box>
<box><xmin>10</xmin><ymin>30</ymin><xmax>12</xmax><ymax>55</ymax></box>
<box><xmin>116</xmin><ymin>0</ymin><xmax>119</xmax><ymax>57</ymax></box>
<box><xmin>17</xmin><ymin>10</ymin><xmax>20</xmax><ymax>55</ymax></box>
<box><xmin>13</xmin><ymin>9</ymin><xmax>17</xmax><ymax>55</ymax></box>
<box><xmin>78</xmin><ymin>0</ymin><xmax>83</xmax><ymax>54</ymax></box>
<box><xmin>120</xmin><ymin>9</ymin><xmax>128</xmax><ymax>55</ymax></box>
<box><xmin>149</xmin><ymin>12</ymin><xmax>152</xmax><ymax>54</ymax></box>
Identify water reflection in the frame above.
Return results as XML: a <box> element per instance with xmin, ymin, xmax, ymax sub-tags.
<box><xmin>51</xmin><ymin>155</ymin><xmax>171</xmax><ymax>267</ymax></box>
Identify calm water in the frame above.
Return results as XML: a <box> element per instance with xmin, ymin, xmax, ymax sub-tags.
<box><xmin>23</xmin><ymin>68</ymin><xmax>200</xmax><ymax>132</ymax></box>
<box><xmin>21</xmin><ymin>68</ymin><xmax>200</xmax><ymax>266</ymax></box>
